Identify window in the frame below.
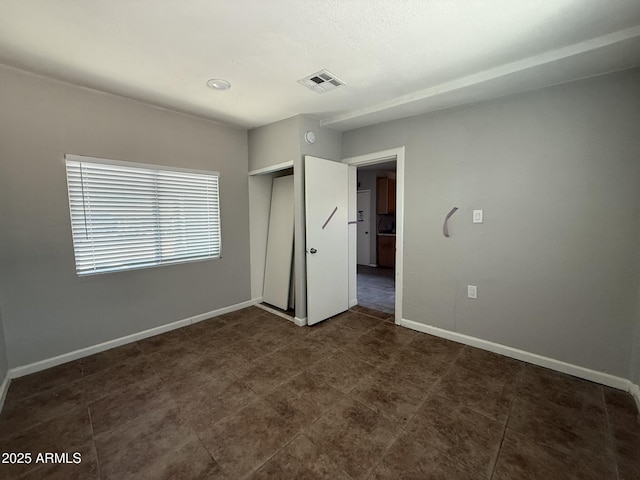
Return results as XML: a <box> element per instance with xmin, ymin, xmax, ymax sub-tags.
<box><xmin>65</xmin><ymin>154</ymin><xmax>221</xmax><ymax>276</ymax></box>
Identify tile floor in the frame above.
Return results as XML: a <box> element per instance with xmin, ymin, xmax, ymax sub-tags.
<box><xmin>357</xmin><ymin>265</ymin><xmax>395</xmax><ymax>314</ymax></box>
<box><xmin>0</xmin><ymin>306</ymin><xmax>639</xmax><ymax>479</ymax></box>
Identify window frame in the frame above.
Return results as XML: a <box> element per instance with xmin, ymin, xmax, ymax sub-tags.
<box><xmin>64</xmin><ymin>154</ymin><xmax>222</xmax><ymax>277</ymax></box>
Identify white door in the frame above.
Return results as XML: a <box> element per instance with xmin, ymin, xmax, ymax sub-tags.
<box><xmin>305</xmin><ymin>156</ymin><xmax>349</xmax><ymax>325</ymax></box>
<box><xmin>356</xmin><ymin>191</ymin><xmax>371</xmax><ymax>265</ymax></box>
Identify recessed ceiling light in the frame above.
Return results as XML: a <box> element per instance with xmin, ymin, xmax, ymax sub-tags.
<box><xmin>206</xmin><ymin>79</ymin><xmax>231</xmax><ymax>90</ymax></box>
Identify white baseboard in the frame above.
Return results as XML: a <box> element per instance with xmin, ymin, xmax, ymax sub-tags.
<box><xmin>0</xmin><ymin>371</ymin><xmax>9</xmax><ymax>413</ymax></box>
<box><xmin>349</xmin><ymin>298</ymin><xmax>358</xmax><ymax>308</ymax></box>
<box><xmin>401</xmin><ymin>318</ymin><xmax>633</xmax><ymax>392</ymax></box>
<box><xmin>255</xmin><ymin>303</ymin><xmax>295</xmax><ymax>323</ymax></box>
<box><xmin>189</xmin><ymin>299</ymin><xmax>257</xmax><ymax>325</ymax></box>
<box><xmin>9</xmin><ymin>299</ymin><xmax>258</xmax><ymax>380</ymax></box>
<box><xmin>294</xmin><ymin>317</ymin><xmax>307</xmax><ymax>327</ymax></box>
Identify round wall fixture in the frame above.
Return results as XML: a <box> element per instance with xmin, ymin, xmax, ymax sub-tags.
<box><xmin>206</xmin><ymin>79</ymin><xmax>231</xmax><ymax>90</ymax></box>
<box><xmin>304</xmin><ymin>131</ymin><xmax>316</xmax><ymax>144</ymax></box>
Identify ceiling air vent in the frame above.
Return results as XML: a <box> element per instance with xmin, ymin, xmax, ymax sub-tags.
<box><xmin>298</xmin><ymin>69</ymin><xmax>345</xmax><ymax>93</ymax></box>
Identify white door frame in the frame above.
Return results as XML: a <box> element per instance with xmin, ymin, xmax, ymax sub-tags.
<box><xmin>343</xmin><ymin>147</ymin><xmax>405</xmax><ymax>325</ymax></box>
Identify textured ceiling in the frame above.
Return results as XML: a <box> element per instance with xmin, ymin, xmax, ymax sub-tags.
<box><xmin>0</xmin><ymin>1</ymin><xmax>639</xmax><ymax>131</ymax></box>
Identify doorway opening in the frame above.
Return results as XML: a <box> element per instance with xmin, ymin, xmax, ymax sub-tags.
<box><xmin>248</xmin><ymin>162</ymin><xmax>296</xmax><ymax>323</ymax></box>
<box><xmin>344</xmin><ymin>147</ymin><xmax>405</xmax><ymax>325</ymax></box>
<box><xmin>355</xmin><ymin>161</ymin><xmax>396</xmax><ymax>314</ymax></box>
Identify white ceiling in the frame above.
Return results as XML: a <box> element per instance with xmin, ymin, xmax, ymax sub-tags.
<box><xmin>1</xmin><ymin>1</ymin><xmax>639</xmax><ymax>131</ymax></box>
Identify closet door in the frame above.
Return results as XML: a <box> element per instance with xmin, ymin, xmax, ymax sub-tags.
<box><xmin>262</xmin><ymin>175</ymin><xmax>294</xmax><ymax>310</ymax></box>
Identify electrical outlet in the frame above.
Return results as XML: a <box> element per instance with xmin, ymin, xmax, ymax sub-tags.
<box><xmin>473</xmin><ymin>210</ymin><xmax>483</xmax><ymax>223</ymax></box>
<box><xmin>467</xmin><ymin>285</ymin><xmax>477</xmax><ymax>299</ymax></box>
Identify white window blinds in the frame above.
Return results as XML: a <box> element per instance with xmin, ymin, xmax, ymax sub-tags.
<box><xmin>65</xmin><ymin>154</ymin><xmax>221</xmax><ymax>276</ymax></box>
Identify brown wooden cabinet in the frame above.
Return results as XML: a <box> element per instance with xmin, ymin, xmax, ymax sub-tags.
<box><xmin>377</xmin><ymin>235</ymin><xmax>396</xmax><ymax>268</ymax></box>
<box><xmin>376</xmin><ymin>177</ymin><xmax>396</xmax><ymax>214</ymax></box>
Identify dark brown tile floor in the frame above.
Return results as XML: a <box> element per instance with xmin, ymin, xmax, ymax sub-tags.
<box><xmin>1</xmin><ymin>305</ymin><xmax>639</xmax><ymax>479</ymax></box>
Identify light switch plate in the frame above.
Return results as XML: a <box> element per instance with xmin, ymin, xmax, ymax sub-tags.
<box><xmin>473</xmin><ymin>210</ymin><xmax>483</xmax><ymax>223</ymax></box>
<box><xmin>467</xmin><ymin>285</ymin><xmax>477</xmax><ymax>299</ymax></box>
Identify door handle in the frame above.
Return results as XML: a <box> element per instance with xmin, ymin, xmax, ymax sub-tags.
<box><xmin>309</xmin><ymin>248</ymin><xmax>317</xmax><ymax>254</ymax></box>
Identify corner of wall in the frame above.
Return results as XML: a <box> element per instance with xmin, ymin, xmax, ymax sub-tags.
<box><xmin>0</xmin><ymin>306</ymin><xmax>10</xmax><ymax>413</ymax></box>
<box><xmin>297</xmin><ymin>115</ymin><xmax>342</xmax><ymax>161</ymax></box>
<box><xmin>0</xmin><ymin>374</ymin><xmax>8</xmax><ymax>415</ymax></box>
<box><xmin>629</xmin><ymin>285</ymin><xmax>640</xmax><ymax>396</ymax></box>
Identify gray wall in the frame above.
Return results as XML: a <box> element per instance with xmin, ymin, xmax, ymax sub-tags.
<box><xmin>343</xmin><ymin>69</ymin><xmax>640</xmax><ymax>378</ymax></box>
<box><xmin>248</xmin><ymin>116</ymin><xmax>300</xmax><ymax>172</ymax></box>
<box><xmin>0</xmin><ymin>65</ymin><xmax>251</xmax><ymax>368</ymax></box>
<box><xmin>298</xmin><ymin>116</ymin><xmax>342</xmax><ymax>162</ymax></box>
<box><xmin>248</xmin><ymin>114</ymin><xmax>342</xmax><ymax>172</ymax></box>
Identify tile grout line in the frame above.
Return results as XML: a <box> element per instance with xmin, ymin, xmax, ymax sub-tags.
<box><xmin>399</xmin><ymin>343</ymin><xmax>467</xmax><ymax>433</ymax></box>
<box><xmin>85</xmin><ymin>404</ymin><xmax>102</xmax><ymax>480</ymax></box>
<box><xmin>362</xmin><ymin>427</ymin><xmax>403</xmax><ymax>480</ymax></box>
<box><xmin>242</xmin><ymin>385</ymin><xmax>356</xmax><ymax>480</ymax></box>
<box><xmin>488</xmin><ymin>361</ymin><xmax>525</xmax><ymax>480</ymax></box>
<box><xmin>333</xmin><ymin>394</ymin><xmax>404</xmax><ymax>479</ymax></box>
<box><xmin>147</xmin><ymin>311</ymin><xmax>271</xmax><ymax>479</ymax></box>
<box><xmin>175</xmin><ymin>341</ymin><xmax>326</xmax><ymax>477</ymax></box>
<box><xmin>193</xmin><ymin>433</ymin><xmax>226</xmax><ymax>478</ymax></box>
<box><xmin>290</xmin><ymin>325</ymin><xmax>400</xmax><ymax>480</ymax></box>
<box><xmin>387</xmin><ymin>344</ymin><xmax>487</xmax><ymax>479</ymax></box>
<box><xmin>190</xmin><ymin>427</ymin><xmax>233</xmax><ymax>479</ymax></box>
<box><xmin>172</xmin><ymin>371</ymin><xmax>234</xmax><ymax>479</ymax></box>
<box><xmin>601</xmin><ymin>386</ymin><xmax>621</xmax><ymax>480</ymax></box>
